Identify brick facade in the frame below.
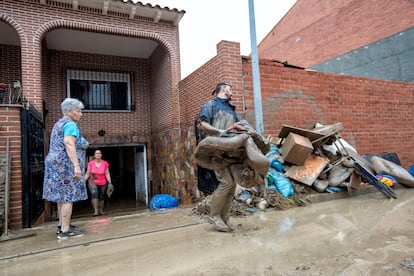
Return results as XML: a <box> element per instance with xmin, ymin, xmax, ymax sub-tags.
<box><xmin>0</xmin><ymin>0</ymin><xmax>183</xmax><ymax>229</ymax></box>
<box><xmin>0</xmin><ymin>107</ymin><xmax>23</xmax><ymax>228</ymax></box>
<box><xmin>258</xmin><ymin>0</ymin><xmax>414</xmax><ymax>68</ymax></box>
<box><xmin>242</xmin><ymin>59</ymin><xmax>414</xmax><ymax>167</ymax></box>
<box><xmin>43</xmin><ymin>50</ymin><xmax>153</xmax><ymax>142</ymax></box>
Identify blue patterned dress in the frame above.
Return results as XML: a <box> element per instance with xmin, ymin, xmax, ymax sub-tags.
<box><xmin>43</xmin><ymin>118</ymin><xmax>89</xmax><ymax>203</ymax></box>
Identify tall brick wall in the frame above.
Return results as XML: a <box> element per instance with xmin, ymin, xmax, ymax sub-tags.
<box><xmin>179</xmin><ymin>40</ymin><xmax>245</xmax><ymax>126</ymax></box>
<box><xmin>258</xmin><ymin>0</ymin><xmax>414</xmax><ymax>68</ymax></box>
<box><xmin>0</xmin><ymin>106</ymin><xmax>23</xmax><ymax>229</ymax></box>
<box><xmin>149</xmin><ymin>45</ymin><xmax>173</xmax><ymax>132</ymax></box>
<box><xmin>179</xmin><ymin>41</ymin><xmax>414</xmax><ymax>193</ymax></box>
<box><xmin>241</xmin><ymin>59</ymin><xmax>414</xmax><ymax>168</ymax></box>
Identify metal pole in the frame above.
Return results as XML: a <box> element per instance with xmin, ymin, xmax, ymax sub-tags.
<box><xmin>248</xmin><ymin>0</ymin><xmax>264</xmax><ymax>134</ymax></box>
<box><xmin>248</xmin><ymin>0</ymin><xmax>267</xmax><ymax>199</ymax></box>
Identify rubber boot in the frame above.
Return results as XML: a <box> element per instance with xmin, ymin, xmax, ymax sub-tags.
<box><xmin>209</xmin><ymin>194</ymin><xmax>230</xmax><ymax>232</ymax></box>
<box><xmin>91</xmin><ymin>199</ymin><xmax>99</xmax><ymax>216</ymax></box>
<box><xmin>220</xmin><ymin>174</ymin><xmax>236</xmax><ymax>230</ymax></box>
<box><xmin>221</xmin><ymin>195</ymin><xmax>235</xmax><ymax>231</ymax></box>
<box><xmin>221</xmin><ymin>208</ymin><xmax>234</xmax><ymax>231</ymax></box>
<box><xmin>98</xmin><ymin>200</ymin><xmax>105</xmax><ymax>215</ymax></box>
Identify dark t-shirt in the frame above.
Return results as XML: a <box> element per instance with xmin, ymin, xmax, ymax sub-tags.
<box><xmin>199</xmin><ymin>97</ymin><xmax>241</xmax><ymax>131</ymax></box>
<box><xmin>195</xmin><ymin>97</ymin><xmax>242</xmax><ymax>194</ymax></box>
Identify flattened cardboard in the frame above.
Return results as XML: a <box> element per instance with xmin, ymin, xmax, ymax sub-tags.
<box><xmin>284</xmin><ymin>155</ymin><xmax>329</xmax><ymax>186</ymax></box>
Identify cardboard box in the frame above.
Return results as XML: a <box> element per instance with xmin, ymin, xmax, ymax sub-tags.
<box><xmin>280</xmin><ymin>132</ymin><xmax>314</xmax><ymax>165</ymax></box>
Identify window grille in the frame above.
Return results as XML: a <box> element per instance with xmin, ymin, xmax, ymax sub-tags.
<box><xmin>67</xmin><ymin>70</ymin><xmax>132</xmax><ymax>111</ymax></box>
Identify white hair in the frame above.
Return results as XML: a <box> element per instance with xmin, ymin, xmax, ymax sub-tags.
<box><xmin>61</xmin><ymin>98</ymin><xmax>84</xmax><ymax>115</ymax></box>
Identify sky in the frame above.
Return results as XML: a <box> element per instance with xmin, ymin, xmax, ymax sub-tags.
<box><xmin>143</xmin><ymin>0</ymin><xmax>297</xmax><ymax>78</ymax></box>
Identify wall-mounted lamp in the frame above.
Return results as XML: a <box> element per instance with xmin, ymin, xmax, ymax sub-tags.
<box><xmin>98</xmin><ymin>129</ymin><xmax>106</xmax><ymax>137</ymax></box>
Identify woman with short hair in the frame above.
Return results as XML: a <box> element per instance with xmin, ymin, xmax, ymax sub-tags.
<box><xmin>43</xmin><ymin>98</ymin><xmax>89</xmax><ymax>240</ymax></box>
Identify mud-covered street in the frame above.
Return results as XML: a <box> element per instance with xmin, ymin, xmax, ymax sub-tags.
<box><xmin>1</xmin><ymin>188</ymin><xmax>414</xmax><ymax>275</ymax></box>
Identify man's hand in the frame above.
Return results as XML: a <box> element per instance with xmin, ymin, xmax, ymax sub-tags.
<box><xmin>219</xmin><ymin>123</ymin><xmax>247</xmax><ymax>136</ymax></box>
<box><xmin>227</xmin><ymin>123</ymin><xmax>247</xmax><ymax>132</ymax></box>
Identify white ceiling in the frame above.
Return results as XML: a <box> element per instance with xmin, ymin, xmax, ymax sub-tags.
<box><xmin>45</xmin><ymin>29</ymin><xmax>158</xmax><ymax>58</ymax></box>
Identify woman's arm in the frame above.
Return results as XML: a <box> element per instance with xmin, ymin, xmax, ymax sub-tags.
<box><xmin>85</xmin><ymin>164</ymin><xmax>91</xmax><ymax>181</ymax></box>
<box><xmin>63</xmin><ymin>135</ymin><xmax>81</xmax><ymax>180</ymax></box>
<box><xmin>105</xmin><ymin>166</ymin><xmax>112</xmax><ymax>184</ymax></box>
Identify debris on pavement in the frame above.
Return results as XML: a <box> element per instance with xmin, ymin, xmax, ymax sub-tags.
<box><xmin>192</xmin><ymin>122</ymin><xmax>412</xmax><ymax>218</ymax></box>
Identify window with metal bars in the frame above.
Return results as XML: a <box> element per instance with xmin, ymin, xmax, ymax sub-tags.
<box><xmin>67</xmin><ymin>70</ymin><xmax>132</xmax><ymax>111</ymax></box>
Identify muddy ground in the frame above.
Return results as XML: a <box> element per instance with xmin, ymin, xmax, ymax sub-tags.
<box><xmin>1</xmin><ymin>187</ymin><xmax>414</xmax><ymax>275</ymax></box>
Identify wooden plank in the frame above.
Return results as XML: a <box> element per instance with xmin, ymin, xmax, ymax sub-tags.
<box><xmin>278</xmin><ymin>124</ymin><xmax>325</xmax><ymax>141</ymax></box>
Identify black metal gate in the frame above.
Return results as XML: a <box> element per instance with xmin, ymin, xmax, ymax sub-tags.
<box><xmin>21</xmin><ymin>104</ymin><xmax>44</xmax><ymax>228</ymax></box>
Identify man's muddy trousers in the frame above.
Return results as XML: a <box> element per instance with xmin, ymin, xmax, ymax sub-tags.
<box><xmin>210</xmin><ymin>166</ymin><xmax>237</xmax><ymax>223</ymax></box>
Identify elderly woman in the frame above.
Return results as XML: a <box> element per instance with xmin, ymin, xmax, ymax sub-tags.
<box><xmin>43</xmin><ymin>98</ymin><xmax>89</xmax><ymax>240</ymax></box>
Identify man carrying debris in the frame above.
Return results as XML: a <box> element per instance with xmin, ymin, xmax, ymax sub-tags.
<box><xmin>195</xmin><ymin>82</ymin><xmax>270</xmax><ymax>232</ymax></box>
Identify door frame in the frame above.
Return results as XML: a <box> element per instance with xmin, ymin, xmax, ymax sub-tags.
<box><xmin>135</xmin><ymin>145</ymin><xmax>148</xmax><ymax>205</ymax></box>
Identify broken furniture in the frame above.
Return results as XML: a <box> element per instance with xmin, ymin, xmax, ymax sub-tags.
<box><xmin>277</xmin><ymin>123</ymin><xmax>397</xmax><ymax>199</ymax></box>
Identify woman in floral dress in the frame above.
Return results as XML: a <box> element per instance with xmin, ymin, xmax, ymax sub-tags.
<box><xmin>43</xmin><ymin>98</ymin><xmax>89</xmax><ymax>240</ymax></box>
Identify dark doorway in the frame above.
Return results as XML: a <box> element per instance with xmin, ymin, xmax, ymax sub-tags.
<box><xmin>73</xmin><ymin>145</ymin><xmax>147</xmax><ymax>218</ymax></box>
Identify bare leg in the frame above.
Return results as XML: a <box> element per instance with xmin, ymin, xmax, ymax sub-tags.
<box><xmin>60</xmin><ymin>202</ymin><xmax>73</xmax><ymax>233</ymax></box>
<box><xmin>57</xmin><ymin>203</ymin><xmax>62</xmax><ymax>226</ymax></box>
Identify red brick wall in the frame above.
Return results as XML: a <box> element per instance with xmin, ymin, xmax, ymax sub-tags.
<box><xmin>1</xmin><ymin>0</ymin><xmax>181</xmax><ymax>110</ymax></box>
<box><xmin>258</xmin><ymin>0</ymin><xmax>414</xmax><ymax>67</ymax></box>
<box><xmin>179</xmin><ymin>40</ymin><xmax>245</xmax><ymax>126</ymax></box>
<box><xmin>43</xmin><ymin>50</ymin><xmax>152</xmax><ymax>141</ymax></box>
<box><xmin>242</xmin><ymin>58</ymin><xmax>414</xmax><ymax>168</ymax></box>
<box><xmin>179</xmin><ymin>41</ymin><xmax>413</xmax><ymax>181</ymax></box>
<box><xmin>0</xmin><ymin>106</ymin><xmax>23</xmax><ymax>229</ymax></box>
<box><xmin>149</xmin><ymin>45</ymin><xmax>173</xmax><ymax>132</ymax></box>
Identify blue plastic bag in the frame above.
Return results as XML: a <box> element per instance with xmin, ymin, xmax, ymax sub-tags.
<box><xmin>266</xmin><ymin>144</ymin><xmax>285</xmax><ymax>172</ymax></box>
<box><xmin>149</xmin><ymin>194</ymin><xmax>179</xmax><ymax>211</ymax></box>
<box><xmin>326</xmin><ymin>187</ymin><xmax>342</xmax><ymax>193</ymax></box>
<box><xmin>409</xmin><ymin>164</ymin><xmax>414</xmax><ymax>177</ymax></box>
<box><xmin>267</xmin><ymin>167</ymin><xmax>294</xmax><ymax>198</ymax></box>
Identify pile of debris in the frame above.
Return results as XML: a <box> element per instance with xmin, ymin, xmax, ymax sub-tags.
<box><xmin>272</xmin><ymin>122</ymin><xmax>413</xmax><ymax>198</ymax></box>
<box><xmin>191</xmin><ymin>183</ymin><xmax>313</xmax><ymax>218</ymax></box>
<box><xmin>192</xmin><ymin>122</ymin><xmax>414</xmax><ymax>217</ymax></box>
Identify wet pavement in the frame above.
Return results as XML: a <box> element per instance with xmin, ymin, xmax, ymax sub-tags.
<box><xmin>1</xmin><ymin>186</ymin><xmax>414</xmax><ymax>275</ymax></box>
